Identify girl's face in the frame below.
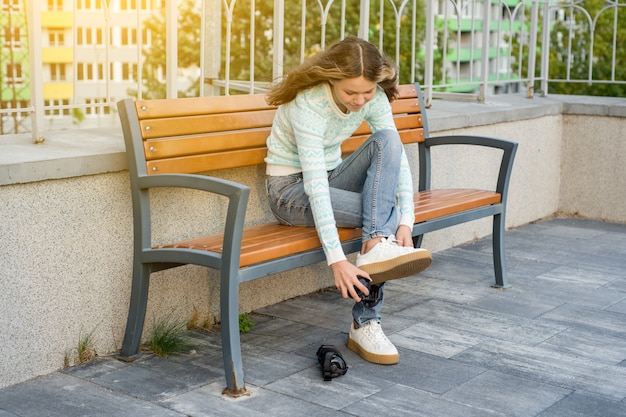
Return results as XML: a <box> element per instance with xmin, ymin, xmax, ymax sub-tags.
<box><xmin>330</xmin><ymin>76</ymin><xmax>377</xmax><ymax>113</ymax></box>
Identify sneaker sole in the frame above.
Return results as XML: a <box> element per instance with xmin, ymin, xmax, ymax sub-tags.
<box><xmin>346</xmin><ymin>336</ymin><xmax>399</xmax><ymax>365</ymax></box>
<box><xmin>358</xmin><ymin>250</ymin><xmax>432</xmax><ymax>285</ymax></box>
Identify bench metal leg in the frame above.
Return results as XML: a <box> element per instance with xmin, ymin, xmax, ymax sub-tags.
<box><xmin>492</xmin><ymin>213</ymin><xmax>510</xmax><ymax>288</ymax></box>
<box><xmin>121</xmin><ymin>262</ymin><xmax>151</xmax><ymax>357</ymax></box>
<box><xmin>219</xmin><ymin>270</ymin><xmax>249</xmax><ymax>397</ymax></box>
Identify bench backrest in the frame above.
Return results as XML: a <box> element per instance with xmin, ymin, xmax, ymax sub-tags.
<box><xmin>121</xmin><ymin>84</ymin><xmax>426</xmax><ymax>176</ymax></box>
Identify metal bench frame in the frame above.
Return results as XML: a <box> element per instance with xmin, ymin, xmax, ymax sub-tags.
<box><xmin>117</xmin><ymin>83</ymin><xmax>518</xmax><ymax>396</ymax></box>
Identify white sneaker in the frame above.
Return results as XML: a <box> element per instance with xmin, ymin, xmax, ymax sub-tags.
<box><xmin>347</xmin><ymin>321</ymin><xmax>399</xmax><ymax>365</ymax></box>
<box><xmin>356</xmin><ymin>235</ymin><xmax>432</xmax><ymax>284</ymax></box>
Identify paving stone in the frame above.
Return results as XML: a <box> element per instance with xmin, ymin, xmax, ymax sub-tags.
<box><xmin>164</xmin><ymin>381</ymin><xmax>351</xmax><ymax>417</ymax></box>
<box><xmin>537</xmin><ymin>391</ymin><xmax>626</xmax><ymax>417</ymax></box>
<box><xmin>539</xmin><ymin>302</ymin><xmax>626</xmax><ymax>336</ymax></box>
<box><xmin>346</xmin><ymin>383</ymin><xmax>507</xmax><ymax>417</ymax></box>
<box><xmin>537</xmin><ymin>327</ymin><xmax>626</xmax><ymax>366</ymax></box>
<box><xmin>453</xmin><ymin>340</ymin><xmax>626</xmax><ymax>401</ymax></box>
<box><xmin>264</xmin><ymin>365</ymin><xmax>394</xmax><ymax>410</ymax></box>
<box><xmin>87</xmin><ymin>356</ymin><xmax>223</xmax><ymax>402</ymax></box>
<box><xmin>0</xmin><ymin>373</ymin><xmax>183</xmax><ymax>416</ymax></box>
<box><xmin>443</xmin><ymin>370</ymin><xmax>571</xmax><ymax>417</ymax></box>
<box><xmin>396</xmin><ymin>299</ymin><xmax>566</xmax><ymax>346</ymax></box>
<box><xmin>390</xmin><ymin>321</ymin><xmax>485</xmax><ymax>358</ymax></box>
<box><xmin>344</xmin><ymin>347</ymin><xmax>485</xmax><ymax>395</ymax></box>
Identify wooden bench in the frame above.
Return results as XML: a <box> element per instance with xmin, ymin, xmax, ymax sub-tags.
<box><xmin>117</xmin><ymin>83</ymin><xmax>517</xmax><ymax>396</ymax></box>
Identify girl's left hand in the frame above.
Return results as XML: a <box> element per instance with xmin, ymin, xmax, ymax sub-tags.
<box><xmin>395</xmin><ymin>224</ymin><xmax>414</xmax><ymax>247</ymax></box>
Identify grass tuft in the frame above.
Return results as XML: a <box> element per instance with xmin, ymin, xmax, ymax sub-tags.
<box><xmin>238</xmin><ymin>313</ymin><xmax>255</xmax><ymax>333</ymax></box>
<box><xmin>149</xmin><ymin>311</ymin><xmax>194</xmax><ymax>357</ymax></box>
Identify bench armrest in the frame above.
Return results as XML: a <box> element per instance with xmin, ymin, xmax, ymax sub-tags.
<box><xmin>137</xmin><ymin>173</ymin><xmax>249</xmax><ymax>200</ymax></box>
<box><xmin>135</xmin><ymin>174</ymin><xmax>250</xmax><ymax>264</ymax></box>
<box><xmin>418</xmin><ymin>135</ymin><xmax>518</xmax><ymax>203</ymax></box>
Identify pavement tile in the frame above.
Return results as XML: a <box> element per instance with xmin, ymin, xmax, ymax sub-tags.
<box><xmin>395</xmin><ymin>299</ymin><xmax>566</xmax><ymax>346</ymax></box>
<box><xmin>346</xmin><ymin>383</ymin><xmax>507</xmax><ymax>417</ymax></box>
<box><xmin>345</xmin><ymin>347</ymin><xmax>486</xmax><ymax>395</ymax></box>
<box><xmin>0</xmin><ymin>373</ymin><xmax>183</xmax><ymax>417</ymax></box>
<box><xmin>453</xmin><ymin>339</ymin><xmax>626</xmax><ymax>401</ymax></box>
<box><xmin>537</xmin><ymin>391</ymin><xmax>626</xmax><ymax>417</ymax></box>
<box><xmin>164</xmin><ymin>381</ymin><xmax>351</xmax><ymax>417</ymax></box>
<box><xmin>443</xmin><ymin>370</ymin><xmax>571</xmax><ymax>417</ymax></box>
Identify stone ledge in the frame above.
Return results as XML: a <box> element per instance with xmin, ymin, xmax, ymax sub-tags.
<box><xmin>1</xmin><ymin>94</ymin><xmax>625</xmax><ymax>186</ymax></box>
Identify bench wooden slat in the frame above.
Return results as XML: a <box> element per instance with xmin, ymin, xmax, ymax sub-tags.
<box><xmin>414</xmin><ymin>189</ymin><xmax>501</xmax><ymax>223</ymax></box>
<box><xmin>147</xmin><ymin>147</ymin><xmax>270</xmax><ymax>173</ymax></box>
<box><xmin>135</xmin><ymin>93</ymin><xmax>273</xmax><ymax>119</ymax></box>
<box><xmin>144</xmin><ymin>129</ymin><xmax>271</xmax><ymax>160</ymax></box>
<box><xmin>136</xmin><ymin>84</ymin><xmax>419</xmax><ymax>121</ymax></box>
<box><xmin>157</xmin><ymin>188</ymin><xmax>500</xmax><ymax>267</ymax></box>
<box><xmin>395</xmin><ymin>83</ymin><xmax>420</xmax><ymax>99</ymax></box>
<box><xmin>140</xmin><ymin>109</ymin><xmax>277</xmax><ymax>139</ymax></box>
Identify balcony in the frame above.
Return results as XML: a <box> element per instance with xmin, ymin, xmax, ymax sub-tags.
<box><xmin>0</xmin><ymin>0</ymin><xmax>625</xmax><ymax>395</ymax></box>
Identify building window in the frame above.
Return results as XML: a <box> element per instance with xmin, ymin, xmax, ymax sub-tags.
<box><xmin>47</xmin><ymin>0</ymin><xmax>63</xmax><ymax>11</ymax></box>
<box><xmin>84</xmin><ymin>98</ymin><xmax>110</xmax><ymax>116</ymax></box>
<box><xmin>2</xmin><ymin>0</ymin><xmax>21</xmax><ymax>12</ymax></box>
<box><xmin>76</xmin><ymin>62</ymin><xmax>88</xmax><ymax>81</ymax></box>
<box><xmin>6</xmin><ymin>63</ymin><xmax>24</xmax><ymax>85</ymax></box>
<box><xmin>50</xmin><ymin>64</ymin><xmax>67</xmax><ymax>81</ymax></box>
<box><xmin>120</xmin><ymin>62</ymin><xmax>137</xmax><ymax>81</ymax></box>
<box><xmin>77</xmin><ymin>0</ymin><xmax>103</xmax><ymax>10</ymax></box>
<box><xmin>3</xmin><ymin>26</ymin><xmax>21</xmax><ymax>48</ymax></box>
<box><xmin>44</xmin><ymin>99</ymin><xmax>70</xmax><ymax>117</ymax></box>
<box><xmin>77</xmin><ymin>27</ymin><xmax>105</xmax><ymax>46</ymax></box>
<box><xmin>77</xmin><ymin>63</ymin><xmax>106</xmax><ymax>81</ymax></box>
<box><xmin>48</xmin><ymin>30</ymin><xmax>65</xmax><ymax>47</ymax></box>
<box><xmin>120</xmin><ymin>0</ymin><xmax>137</xmax><ymax>10</ymax></box>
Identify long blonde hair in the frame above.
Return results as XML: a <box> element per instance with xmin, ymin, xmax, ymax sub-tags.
<box><xmin>266</xmin><ymin>37</ymin><xmax>398</xmax><ymax>106</ymax></box>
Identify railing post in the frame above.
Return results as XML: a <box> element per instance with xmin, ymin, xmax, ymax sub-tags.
<box><xmin>527</xmin><ymin>0</ymin><xmax>539</xmax><ymax>98</ymax></box>
<box><xmin>358</xmin><ymin>0</ymin><xmax>370</xmax><ymax>41</ymax></box>
<box><xmin>539</xmin><ymin>0</ymin><xmax>550</xmax><ymax>97</ymax></box>
<box><xmin>273</xmin><ymin>0</ymin><xmax>285</xmax><ymax>80</ymax></box>
<box><xmin>27</xmin><ymin>0</ymin><xmax>44</xmax><ymax>143</ymax></box>
<box><xmin>424</xmin><ymin>0</ymin><xmax>434</xmax><ymax>106</ymax></box>
<box><xmin>166</xmin><ymin>0</ymin><xmax>178</xmax><ymax>98</ymax></box>
<box><xmin>479</xmin><ymin>0</ymin><xmax>491</xmax><ymax>102</ymax></box>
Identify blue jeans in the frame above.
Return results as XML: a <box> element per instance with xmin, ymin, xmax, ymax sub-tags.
<box><xmin>265</xmin><ymin>129</ymin><xmax>404</xmax><ymax>325</ymax></box>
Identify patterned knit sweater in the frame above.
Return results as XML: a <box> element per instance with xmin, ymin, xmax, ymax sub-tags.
<box><xmin>265</xmin><ymin>83</ymin><xmax>415</xmax><ymax>265</ymax></box>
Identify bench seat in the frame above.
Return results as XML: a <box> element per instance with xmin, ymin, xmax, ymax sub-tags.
<box><xmin>156</xmin><ymin>188</ymin><xmax>501</xmax><ymax>270</ymax></box>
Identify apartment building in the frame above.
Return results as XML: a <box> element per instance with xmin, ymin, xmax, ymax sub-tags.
<box><xmin>1</xmin><ymin>0</ymin><xmax>30</xmax><ymax>134</ymax></box>
<box><xmin>1</xmin><ymin>0</ymin><xmax>162</xmax><ymax>133</ymax></box>
<box><xmin>434</xmin><ymin>0</ymin><xmax>524</xmax><ymax>94</ymax></box>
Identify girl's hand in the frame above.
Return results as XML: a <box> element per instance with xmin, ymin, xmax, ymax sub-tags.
<box><xmin>330</xmin><ymin>260</ymin><xmax>370</xmax><ymax>302</ymax></box>
<box><xmin>395</xmin><ymin>224</ymin><xmax>414</xmax><ymax>247</ymax></box>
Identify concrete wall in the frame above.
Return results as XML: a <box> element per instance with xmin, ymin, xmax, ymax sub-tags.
<box><xmin>560</xmin><ymin>114</ymin><xmax>626</xmax><ymax>222</ymax></box>
<box><xmin>1</xmin><ymin>94</ymin><xmax>625</xmax><ymax>388</ymax></box>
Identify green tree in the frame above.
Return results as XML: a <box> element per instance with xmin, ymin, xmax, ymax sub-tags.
<box><xmin>128</xmin><ymin>0</ymin><xmax>201</xmax><ymax>99</ymax></box>
<box><xmin>225</xmin><ymin>0</ymin><xmax>427</xmax><ymax>88</ymax></box>
<box><xmin>548</xmin><ymin>0</ymin><xmax>625</xmax><ymax>96</ymax></box>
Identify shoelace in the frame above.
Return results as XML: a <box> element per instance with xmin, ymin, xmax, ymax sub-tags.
<box><xmin>379</xmin><ymin>235</ymin><xmax>402</xmax><ymax>247</ymax></box>
<box><xmin>364</xmin><ymin>322</ymin><xmax>392</xmax><ymax>347</ymax></box>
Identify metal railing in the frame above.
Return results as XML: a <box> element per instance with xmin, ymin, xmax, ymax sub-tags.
<box><xmin>1</xmin><ymin>0</ymin><xmax>624</xmax><ymax>141</ymax></box>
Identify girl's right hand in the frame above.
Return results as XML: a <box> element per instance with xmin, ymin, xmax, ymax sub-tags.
<box><xmin>330</xmin><ymin>260</ymin><xmax>371</xmax><ymax>302</ymax></box>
